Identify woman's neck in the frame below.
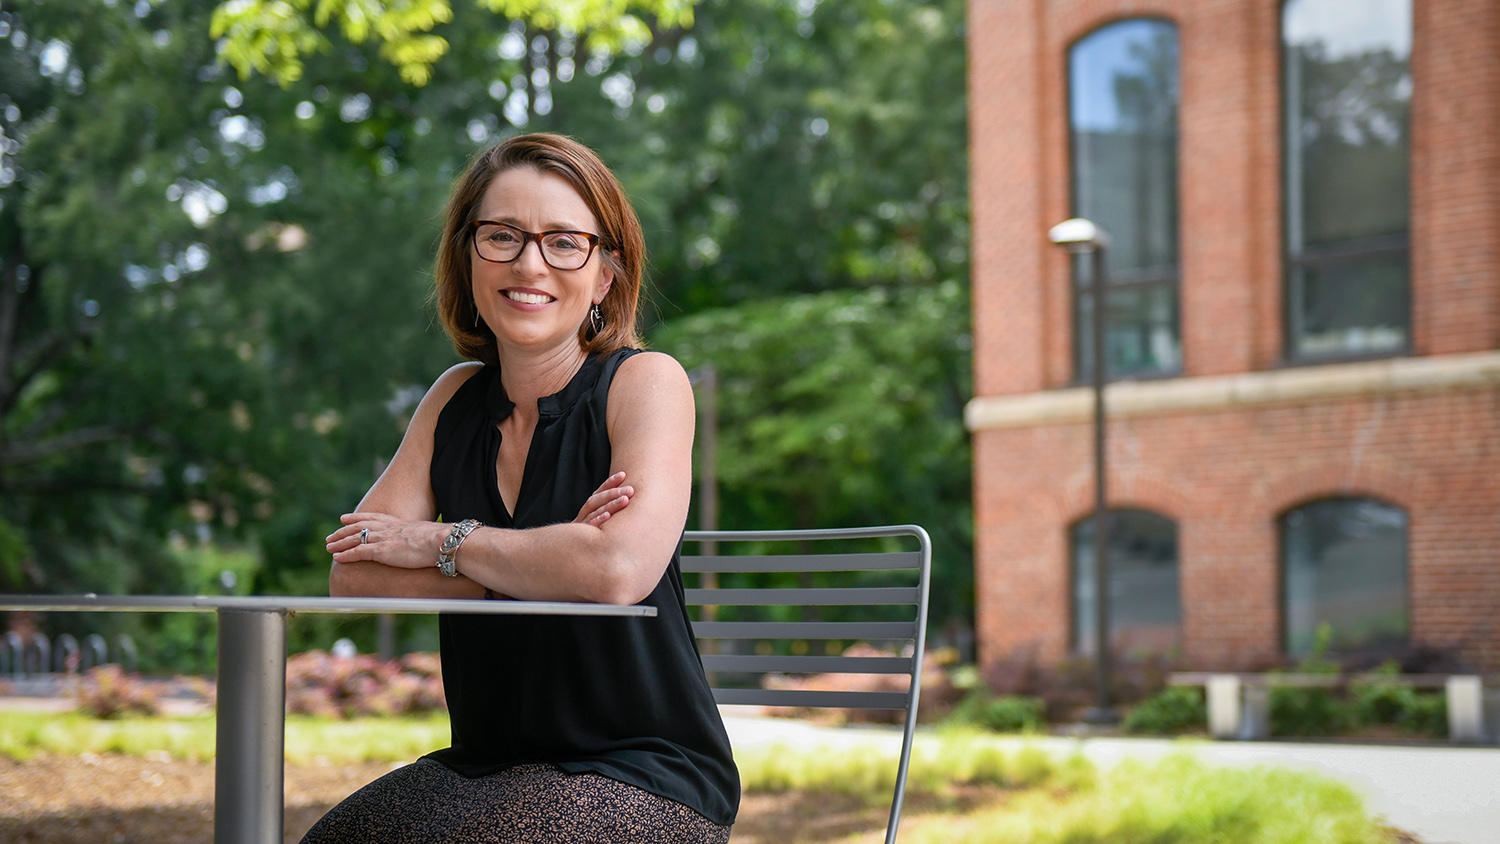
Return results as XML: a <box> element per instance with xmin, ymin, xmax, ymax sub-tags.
<box><xmin>496</xmin><ymin>341</ymin><xmax>588</xmax><ymax>414</ymax></box>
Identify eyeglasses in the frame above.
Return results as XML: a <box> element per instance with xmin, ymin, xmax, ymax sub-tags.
<box><xmin>469</xmin><ymin>221</ymin><xmax>602</xmax><ymax>271</ymax></box>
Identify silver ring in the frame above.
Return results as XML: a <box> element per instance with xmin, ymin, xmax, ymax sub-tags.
<box><xmin>360</xmin><ymin>528</ymin><xmax>369</xmax><ymax>544</ymax></box>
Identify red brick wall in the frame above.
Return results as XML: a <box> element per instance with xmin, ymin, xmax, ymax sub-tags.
<box><xmin>969</xmin><ymin>0</ymin><xmax>1500</xmax><ymax>673</ymax></box>
<box><xmin>1411</xmin><ymin>0</ymin><xmax>1500</xmax><ymax>355</ymax></box>
<box><xmin>975</xmin><ymin>388</ymin><xmax>1500</xmax><ymax>671</ymax></box>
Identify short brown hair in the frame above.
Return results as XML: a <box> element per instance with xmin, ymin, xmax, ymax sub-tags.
<box><xmin>433</xmin><ymin>133</ymin><xmax>646</xmax><ymax>364</ymax></box>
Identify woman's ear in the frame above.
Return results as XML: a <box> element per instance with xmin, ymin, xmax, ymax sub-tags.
<box><xmin>595</xmin><ymin>250</ymin><xmax>620</xmax><ymax>304</ymax></box>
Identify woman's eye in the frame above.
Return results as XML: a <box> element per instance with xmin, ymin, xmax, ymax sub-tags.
<box><xmin>488</xmin><ymin>229</ymin><xmax>520</xmax><ymax>244</ymax></box>
<box><xmin>549</xmin><ymin>236</ymin><xmax>582</xmax><ymax>252</ymax></box>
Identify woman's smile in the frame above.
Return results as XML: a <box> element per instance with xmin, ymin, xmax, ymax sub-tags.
<box><xmin>502</xmin><ymin>288</ymin><xmax>556</xmax><ymax>306</ymax></box>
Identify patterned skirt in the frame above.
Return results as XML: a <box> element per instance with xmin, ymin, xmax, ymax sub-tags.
<box><xmin>298</xmin><ymin>759</ymin><xmax>732</xmax><ymax>844</ymax></box>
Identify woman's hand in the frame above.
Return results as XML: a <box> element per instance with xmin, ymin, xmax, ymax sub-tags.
<box><xmin>574</xmin><ymin>471</ymin><xmax>633</xmax><ymax>527</ymax></box>
<box><xmin>326</xmin><ymin>513</ymin><xmax>451</xmax><ymax>570</ymax></box>
<box><xmin>328</xmin><ymin>472</ymin><xmax>631</xmax><ymax>569</ymax></box>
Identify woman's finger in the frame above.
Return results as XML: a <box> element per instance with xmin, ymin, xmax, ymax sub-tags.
<box><xmin>331</xmin><ymin>543</ymin><xmax>374</xmax><ymax>564</ymax></box>
<box><xmin>574</xmin><ymin>474</ymin><xmax>629</xmax><ymax>524</ymax></box>
<box><xmin>326</xmin><ymin>532</ymin><xmax>364</xmax><ymax>553</ymax></box>
<box><xmin>580</xmin><ymin>490</ymin><xmax>631</xmax><ymax>526</ymax></box>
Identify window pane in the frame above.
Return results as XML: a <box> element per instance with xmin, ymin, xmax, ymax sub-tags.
<box><xmin>1289</xmin><ymin>255</ymin><xmax>1407</xmax><ymax>357</ymax></box>
<box><xmin>1071</xmin><ymin>510</ymin><xmax>1181</xmax><ymax>656</ymax></box>
<box><xmin>1069</xmin><ymin>19</ymin><xmax>1180</xmax><ymax>378</ymax></box>
<box><xmin>1283</xmin><ymin>0</ymin><xmax>1411</xmax><ymax>357</ymax></box>
<box><xmin>1070</xmin><ymin>20</ymin><xmax>1180</xmax><ymax>278</ymax></box>
<box><xmin>1076</xmin><ymin>277</ymin><xmax>1182</xmax><ymax>380</ymax></box>
<box><xmin>1282</xmin><ymin>498</ymin><xmax>1408</xmax><ymax>657</ymax></box>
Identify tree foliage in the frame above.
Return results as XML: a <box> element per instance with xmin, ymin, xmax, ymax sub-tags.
<box><xmin>0</xmin><ymin>0</ymin><xmax>975</xmax><ymax>654</ymax></box>
<box><xmin>211</xmin><ymin>0</ymin><xmax>698</xmax><ymax>85</ymax></box>
<box><xmin>655</xmin><ymin>283</ymin><xmax>973</xmax><ymax>623</ymax></box>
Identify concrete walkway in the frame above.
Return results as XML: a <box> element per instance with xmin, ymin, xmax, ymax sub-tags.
<box><xmin>720</xmin><ymin>711</ymin><xmax>1500</xmax><ymax>844</ymax></box>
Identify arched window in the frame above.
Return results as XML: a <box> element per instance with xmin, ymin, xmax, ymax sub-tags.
<box><xmin>1281</xmin><ymin>498</ymin><xmax>1408</xmax><ymax>657</ymax></box>
<box><xmin>1068</xmin><ymin>19</ymin><xmax>1181</xmax><ymax>380</ymax></box>
<box><xmin>1282</xmin><ymin>0</ymin><xmax>1411</xmax><ymax>360</ymax></box>
<box><xmin>1070</xmin><ymin>509</ymin><xmax>1180</xmax><ymax>656</ymax></box>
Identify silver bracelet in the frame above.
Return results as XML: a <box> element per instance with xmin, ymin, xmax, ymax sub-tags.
<box><xmin>436</xmin><ymin>519</ymin><xmax>481</xmax><ymax>577</ymax></box>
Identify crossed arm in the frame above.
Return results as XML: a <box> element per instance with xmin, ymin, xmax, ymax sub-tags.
<box><xmin>325</xmin><ymin>353</ymin><xmax>695</xmax><ymax>605</ymax></box>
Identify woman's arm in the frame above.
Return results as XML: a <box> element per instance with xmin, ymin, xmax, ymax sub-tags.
<box><xmin>329</xmin><ymin>473</ymin><xmax>635</xmax><ymax>598</ymax></box>
<box><xmin>326</xmin><ymin>362</ymin><xmax>478</xmax><ymax>598</ymax></box>
<box><xmin>328</xmin><ymin>352</ymin><xmax>693</xmax><ymax>605</ymax></box>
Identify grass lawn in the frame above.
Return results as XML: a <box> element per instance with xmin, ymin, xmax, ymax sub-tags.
<box><xmin>0</xmin><ymin>709</ymin><xmax>451</xmax><ymax>764</ymax></box>
<box><xmin>0</xmin><ymin>714</ymin><xmax>1413</xmax><ymax>844</ymax></box>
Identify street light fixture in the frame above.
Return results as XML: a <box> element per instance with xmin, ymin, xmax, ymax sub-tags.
<box><xmin>1048</xmin><ymin>217</ymin><xmax>1117</xmax><ymax>724</ymax></box>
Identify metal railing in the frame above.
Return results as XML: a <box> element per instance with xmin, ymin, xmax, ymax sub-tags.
<box><xmin>2</xmin><ymin>631</ymin><xmax>138</xmax><ymax>682</ymax></box>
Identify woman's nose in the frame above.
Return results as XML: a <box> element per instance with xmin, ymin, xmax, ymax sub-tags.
<box><xmin>510</xmin><ymin>237</ymin><xmax>550</xmax><ymax>275</ymax></box>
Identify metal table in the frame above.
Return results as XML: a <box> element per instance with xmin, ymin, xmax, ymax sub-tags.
<box><xmin>0</xmin><ymin>594</ymin><xmax>656</xmax><ymax>844</ymax></box>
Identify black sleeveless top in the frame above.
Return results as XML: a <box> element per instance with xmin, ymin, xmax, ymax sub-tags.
<box><xmin>422</xmin><ymin>348</ymin><xmax>739</xmax><ymax>826</ymax></box>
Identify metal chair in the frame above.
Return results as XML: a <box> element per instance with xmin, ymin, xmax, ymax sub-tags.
<box><xmin>683</xmin><ymin>526</ymin><xmax>932</xmax><ymax>844</ymax></box>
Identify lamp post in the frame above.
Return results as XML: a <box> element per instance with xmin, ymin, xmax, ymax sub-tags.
<box><xmin>1048</xmin><ymin>218</ymin><xmax>1117</xmax><ymax>724</ymax></box>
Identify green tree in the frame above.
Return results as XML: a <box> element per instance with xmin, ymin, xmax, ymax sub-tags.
<box><xmin>655</xmin><ymin>283</ymin><xmax>973</xmax><ymax>625</ymax></box>
<box><xmin>2</xmin><ymin>0</ymin><xmax>976</xmax><ymax>652</ymax></box>
<box><xmin>212</xmin><ymin>0</ymin><xmax>698</xmax><ymax>86</ymax></box>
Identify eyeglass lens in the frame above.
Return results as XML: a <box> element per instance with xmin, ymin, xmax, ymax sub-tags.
<box><xmin>473</xmin><ymin>223</ymin><xmax>595</xmax><ymax>270</ymax></box>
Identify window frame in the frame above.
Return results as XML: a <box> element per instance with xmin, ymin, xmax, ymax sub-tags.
<box><xmin>1277</xmin><ymin>496</ymin><xmax>1412</xmax><ymax>658</ymax></box>
<box><xmin>1278</xmin><ymin>0</ymin><xmax>1414</xmax><ymax>364</ymax></box>
<box><xmin>1065</xmin><ymin>16</ymin><xmax>1185</xmax><ymax>385</ymax></box>
<box><xmin>1067</xmin><ymin>507</ymin><xmax>1183</xmax><ymax>657</ymax></box>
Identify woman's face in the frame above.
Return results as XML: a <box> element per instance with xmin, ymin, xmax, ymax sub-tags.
<box><xmin>471</xmin><ymin>166</ymin><xmax>613</xmax><ymax>357</ymax></box>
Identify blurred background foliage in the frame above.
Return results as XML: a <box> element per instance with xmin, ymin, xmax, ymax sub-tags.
<box><xmin>0</xmin><ymin>0</ymin><xmax>971</xmax><ymax>664</ymax></box>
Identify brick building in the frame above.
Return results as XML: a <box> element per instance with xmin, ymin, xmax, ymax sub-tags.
<box><xmin>965</xmin><ymin>0</ymin><xmax>1500</xmax><ymax>673</ymax></box>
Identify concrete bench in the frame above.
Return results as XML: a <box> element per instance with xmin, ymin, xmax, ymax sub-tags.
<box><xmin>1168</xmin><ymin>671</ymin><xmax>1500</xmax><ymax>744</ymax></box>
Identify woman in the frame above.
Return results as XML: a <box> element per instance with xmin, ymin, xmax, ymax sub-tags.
<box><xmin>303</xmin><ymin>134</ymin><xmax>738</xmax><ymax>843</ymax></box>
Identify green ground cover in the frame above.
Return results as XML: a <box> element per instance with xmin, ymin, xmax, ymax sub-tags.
<box><xmin>0</xmin><ymin>710</ymin><xmax>450</xmax><ymax>764</ymax></box>
<box><xmin>1</xmin><ymin>715</ymin><xmax>1397</xmax><ymax>843</ymax></box>
<box><xmin>738</xmin><ymin>730</ymin><xmax>1394</xmax><ymax>844</ymax></box>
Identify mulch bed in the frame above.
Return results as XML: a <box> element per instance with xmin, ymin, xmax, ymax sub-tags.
<box><xmin>0</xmin><ymin>752</ymin><xmax>971</xmax><ymax>844</ymax></box>
<box><xmin>0</xmin><ymin>753</ymin><xmax>1428</xmax><ymax>843</ymax></box>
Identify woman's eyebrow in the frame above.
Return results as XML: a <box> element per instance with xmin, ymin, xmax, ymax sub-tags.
<box><xmin>478</xmin><ymin>213</ymin><xmax>591</xmax><ymax>231</ymax></box>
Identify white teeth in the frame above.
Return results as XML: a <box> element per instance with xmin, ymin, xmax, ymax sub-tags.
<box><xmin>504</xmin><ymin>290</ymin><xmax>553</xmax><ymax>305</ymax></box>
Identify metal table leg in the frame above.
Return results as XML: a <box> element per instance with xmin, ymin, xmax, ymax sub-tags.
<box><xmin>215</xmin><ymin>608</ymin><xmax>287</xmax><ymax>844</ymax></box>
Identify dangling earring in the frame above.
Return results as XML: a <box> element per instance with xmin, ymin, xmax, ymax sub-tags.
<box><xmin>589</xmin><ymin>304</ymin><xmax>605</xmax><ymax>335</ymax></box>
<box><xmin>473</xmin><ymin>309</ymin><xmax>480</xmax><ymax>329</ymax></box>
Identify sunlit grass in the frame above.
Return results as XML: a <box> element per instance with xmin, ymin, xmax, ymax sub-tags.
<box><xmin>739</xmin><ymin>730</ymin><xmax>1389</xmax><ymax>844</ymax></box>
<box><xmin>0</xmin><ymin>710</ymin><xmax>450</xmax><ymax>764</ymax></box>
<box><xmin>1</xmin><ymin>714</ymin><xmax>1395</xmax><ymax>843</ymax></box>
<box><xmin>737</xmin><ymin>729</ymin><xmax>1092</xmax><ymax>801</ymax></box>
<box><xmin>897</xmin><ymin>754</ymin><xmax>1388</xmax><ymax>844</ymax></box>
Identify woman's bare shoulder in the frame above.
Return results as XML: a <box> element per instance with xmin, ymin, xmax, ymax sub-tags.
<box><xmin>426</xmin><ymin>361</ymin><xmax>485</xmax><ymax>403</ymax></box>
<box><xmin>614</xmin><ymin>350</ymin><xmax>689</xmax><ymax>385</ymax></box>
<box><xmin>608</xmin><ymin>351</ymin><xmax>692</xmax><ymax>424</ymax></box>
<box><xmin>406</xmin><ymin>361</ymin><xmax>485</xmax><ymax>429</ymax></box>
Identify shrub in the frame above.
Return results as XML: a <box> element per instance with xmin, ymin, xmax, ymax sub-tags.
<box><xmin>979</xmin><ymin>648</ymin><xmax>1177</xmax><ymax>722</ymax></box>
<box><xmin>285</xmin><ymin>650</ymin><xmax>445</xmax><ymax>719</ymax></box>
<box><xmin>1270</xmin><ymin>686</ymin><xmax>1351</xmax><ymax>736</ymax></box>
<box><xmin>947</xmin><ymin>690</ymin><xmax>1046</xmax><ymax>733</ymax></box>
<box><xmin>1122</xmin><ymin>686</ymin><xmax>1205</xmax><ymax>734</ymax></box>
<box><xmin>72</xmin><ymin>666</ymin><xmax>161</xmax><ymax>719</ymax></box>
<box><xmin>1349</xmin><ymin>682</ymin><xmax>1446</xmax><ymax>737</ymax></box>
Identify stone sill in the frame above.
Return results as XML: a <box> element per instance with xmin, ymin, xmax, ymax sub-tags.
<box><xmin>964</xmin><ymin>350</ymin><xmax>1500</xmax><ymax>431</ymax></box>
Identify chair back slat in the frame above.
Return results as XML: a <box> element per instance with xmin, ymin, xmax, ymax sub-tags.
<box><xmin>700</xmin><ymin>654</ymin><xmax>912</xmax><ymax>674</ymax></box>
<box><xmin>712</xmin><ymin>688</ymin><xmax>910</xmax><ymax>710</ymax></box>
<box><xmin>691</xmin><ymin>620</ymin><xmax>916</xmax><ymax>639</ymax></box>
<box><xmin>684</xmin><ymin>587</ymin><xmax>919</xmax><ymax>606</ymax></box>
<box><xmin>682</xmin><ymin>551</ymin><xmax>922</xmax><ymax>573</ymax></box>
<box><xmin>683</xmin><ymin>526</ymin><xmax>931</xmax><ymax>844</ymax></box>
